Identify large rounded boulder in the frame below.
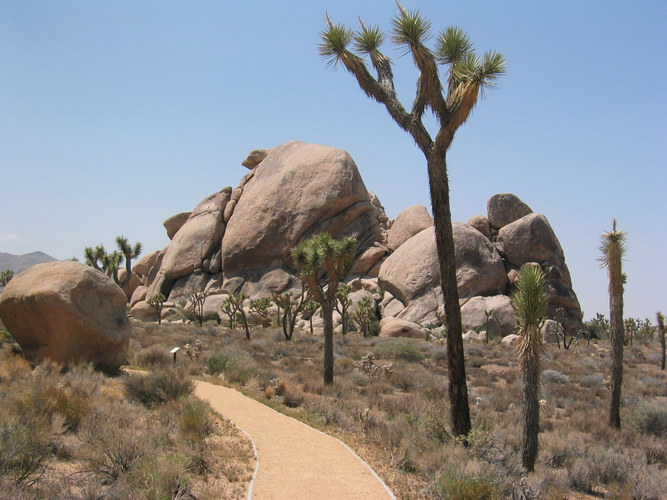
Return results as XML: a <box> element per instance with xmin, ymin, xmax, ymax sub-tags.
<box><xmin>221</xmin><ymin>141</ymin><xmax>379</xmax><ymax>274</ymax></box>
<box><xmin>387</xmin><ymin>205</ymin><xmax>433</xmax><ymax>251</ymax></box>
<box><xmin>379</xmin><ymin>223</ymin><xmax>507</xmax><ymax>305</ymax></box>
<box><xmin>0</xmin><ymin>260</ymin><xmax>130</xmax><ymax>369</ymax></box>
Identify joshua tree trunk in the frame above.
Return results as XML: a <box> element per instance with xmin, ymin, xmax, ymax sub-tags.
<box><xmin>322</xmin><ymin>302</ymin><xmax>335</xmax><ymax>385</ymax></box>
<box><xmin>658</xmin><ymin>313</ymin><xmax>665</xmax><ymax>371</ymax></box>
<box><xmin>522</xmin><ymin>361</ymin><xmax>540</xmax><ymax>471</ymax></box>
<box><xmin>600</xmin><ymin>221</ymin><xmax>626</xmax><ymax>429</ymax></box>
<box><xmin>428</xmin><ymin>152</ymin><xmax>470</xmax><ymax>438</ymax></box>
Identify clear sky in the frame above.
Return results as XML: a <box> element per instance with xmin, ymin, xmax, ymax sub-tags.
<box><xmin>1</xmin><ymin>1</ymin><xmax>665</xmax><ymax>321</ymax></box>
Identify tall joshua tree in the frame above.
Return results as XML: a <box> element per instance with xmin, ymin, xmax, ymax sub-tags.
<box><xmin>320</xmin><ymin>5</ymin><xmax>505</xmax><ymax>437</ymax></box>
<box><xmin>292</xmin><ymin>233</ymin><xmax>356</xmax><ymax>385</ymax></box>
<box><xmin>657</xmin><ymin>312</ymin><xmax>665</xmax><ymax>371</ymax></box>
<box><xmin>599</xmin><ymin>219</ymin><xmax>626</xmax><ymax>428</ymax></box>
<box><xmin>512</xmin><ymin>264</ymin><xmax>548</xmax><ymax>472</ymax></box>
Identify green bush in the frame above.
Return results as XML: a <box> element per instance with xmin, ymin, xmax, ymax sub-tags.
<box><xmin>378</xmin><ymin>339</ymin><xmax>425</xmax><ymax>362</ymax></box>
<box><xmin>631</xmin><ymin>402</ymin><xmax>667</xmax><ymax>437</ymax></box>
<box><xmin>179</xmin><ymin>398</ymin><xmax>211</xmax><ymax>444</ymax></box>
<box><xmin>207</xmin><ymin>353</ymin><xmax>230</xmax><ymax>375</ymax></box>
<box><xmin>436</xmin><ymin>472</ymin><xmax>500</xmax><ymax>500</ymax></box>
<box><xmin>123</xmin><ymin>367</ymin><xmax>194</xmax><ymax>407</ymax></box>
<box><xmin>0</xmin><ymin>412</ymin><xmax>52</xmax><ymax>485</ymax></box>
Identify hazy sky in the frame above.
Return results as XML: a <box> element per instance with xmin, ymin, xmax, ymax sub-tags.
<box><xmin>1</xmin><ymin>1</ymin><xmax>665</xmax><ymax>321</ymax></box>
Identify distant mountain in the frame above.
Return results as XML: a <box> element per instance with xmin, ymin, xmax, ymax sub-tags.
<box><xmin>0</xmin><ymin>251</ymin><xmax>58</xmax><ymax>275</ymax></box>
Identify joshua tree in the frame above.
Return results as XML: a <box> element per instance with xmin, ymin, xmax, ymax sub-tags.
<box><xmin>657</xmin><ymin>312</ymin><xmax>665</xmax><ymax>371</ymax></box>
<box><xmin>292</xmin><ymin>233</ymin><xmax>356</xmax><ymax>385</ymax></box>
<box><xmin>320</xmin><ymin>5</ymin><xmax>505</xmax><ymax>437</ymax></box>
<box><xmin>273</xmin><ymin>288</ymin><xmax>309</xmax><ymax>341</ymax></box>
<box><xmin>599</xmin><ymin>219</ymin><xmax>627</xmax><ymax>428</ymax></box>
<box><xmin>147</xmin><ymin>293</ymin><xmax>166</xmax><ymax>325</ymax></box>
<box><xmin>0</xmin><ymin>269</ymin><xmax>14</xmax><ymax>286</ymax></box>
<box><xmin>334</xmin><ymin>284</ymin><xmax>353</xmax><ymax>335</ymax></box>
<box><xmin>84</xmin><ymin>236</ymin><xmax>142</xmax><ymax>287</ymax></box>
<box><xmin>190</xmin><ymin>289</ymin><xmax>208</xmax><ymax>327</ymax></box>
<box><xmin>222</xmin><ymin>293</ymin><xmax>250</xmax><ymax>339</ymax></box>
<box><xmin>250</xmin><ymin>297</ymin><xmax>272</xmax><ymax>327</ymax></box>
<box><xmin>512</xmin><ymin>264</ymin><xmax>549</xmax><ymax>472</ymax></box>
<box><xmin>352</xmin><ymin>296</ymin><xmax>376</xmax><ymax>338</ymax></box>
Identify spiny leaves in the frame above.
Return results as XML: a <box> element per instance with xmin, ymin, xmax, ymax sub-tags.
<box><xmin>319</xmin><ymin>15</ymin><xmax>354</xmax><ymax>68</ymax></box>
<box><xmin>598</xmin><ymin>220</ymin><xmax>627</xmax><ymax>270</ymax></box>
<box><xmin>512</xmin><ymin>265</ymin><xmax>549</xmax><ymax>331</ymax></box>
<box><xmin>435</xmin><ymin>26</ymin><xmax>473</xmax><ymax>66</ymax></box>
<box><xmin>354</xmin><ymin>20</ymin><xmax>385</xmax><ymax>55</ymax></box>
<box><xmin>391</xmin><ymin>4</ymin><xmax>431</xmax><ymax>51</ymax></box>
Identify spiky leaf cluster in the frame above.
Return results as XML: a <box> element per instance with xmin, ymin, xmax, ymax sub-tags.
<box><xmin>319</xmin><ymin>4</ymin><xmax>506</xmax><ymax>149</ymax></box>
<box><xmin>512</xmin><ymin>265</ymin><xmax>548</xmax><ymax>365</ymax></box>
<box><xmin>291</xmin><ymin>233</ymin><xmax>356</xmax><ymax>305</ymax></box>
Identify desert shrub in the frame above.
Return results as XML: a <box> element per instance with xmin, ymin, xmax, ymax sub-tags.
<box><xmin>281</xmin><ymin>382</ymin><xmax>304</xmax><ymax>408</ymax></box>
<box><xmin>134</xmin><ymin>345</ymin><xmax>171</xmax><ymax>367</ymax></box>
<box><xmin>206</xmin><ymin>350</ymin><xmax>255</xmax><ymax>385</ymax></box>
<box><xmin>377</xmin><ymin>339</ymin><xmax>425</xmax><ymax>362</ymax></box>
<box><xmin>79</xmin><ymin>402</ymin><xmax>160</xmax><ymax>480</ymax></box>
<box><xmin>207</xmin><ymin>353</ymin><xmax>229</xmax><ymax>375</ymax></box>
<box><xmin>579</xmin><ymin>373</ymin><xmax>604</xmax><ymax>387</ymax></box>
<box><xmin>542</xmin><ymin>369</ymin><xmax>570</xmax><ymax>384</ymax></box>
<box><xmin>131</xmin><ymin>454</ymin><xmax>192</xmax><ymax>500</ymax></box>
<box><xmin>436</xmin><ymin>471</ymin><xmax>500</xmax><ymax>500</ymax></box>
<box><xmin>123</xmin><ymin>367</ymin><xmax>194</xmax><ymax>407</ymax></box>
<box><xmin>179</xmin><ymin>398</ymin><xmax>211</xmax><ymax>444</ymax></box>
<box><xmin>631</xmin><ymin>401</ymin><xmax>667</xmax><ymax>437</ymax></box>
<box><xmin>0</xmin><ymin>412</ymin><xmax>52</xmax><ymax>485</ymax></box>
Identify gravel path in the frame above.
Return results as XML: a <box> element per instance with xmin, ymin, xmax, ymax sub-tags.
<box><xmin>195</xmin><ymin>380</ymin><xmax>396</xmax><ymax>500</ymax></box>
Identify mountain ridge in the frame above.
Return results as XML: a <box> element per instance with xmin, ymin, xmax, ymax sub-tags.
<box><xmin>0</xmin><ymin>251</ymin><xmax>57</xmax><ymax>275</ymax></box>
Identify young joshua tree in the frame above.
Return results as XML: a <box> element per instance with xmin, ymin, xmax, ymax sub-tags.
<box><xmin>512</xmin><ymin>264</ymin><xmax>549</xmax><ymax>472</ymax></box>
<box><xmin>292</xmin><ymin>233</ymin><xmax>356</xmax><ymax>385</ymax></box>
<box><xmin>147</xmin><ymin>293</ymin><xmax>166</xmax><ymax>325</ymax></box>
<box><xmin>320</xmin><ymin>4</ymin><xmax>505</xmax><ymax>437</ymax></box>
<box><xmin>599</xmin><ymin>219</ymin><xmax>627</xmax><ymax>428</ymax></box>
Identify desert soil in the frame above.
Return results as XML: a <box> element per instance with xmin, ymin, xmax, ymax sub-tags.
<box><xmin>195</xmin><ymin>380</ymin><xmax>396</xmax><ymax>500</ymax></box>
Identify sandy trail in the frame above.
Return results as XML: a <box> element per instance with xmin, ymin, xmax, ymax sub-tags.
<box><xmin>195</xmin><ymin>380</ymin><xmax>395</xmax><ymax>500</ymax></box>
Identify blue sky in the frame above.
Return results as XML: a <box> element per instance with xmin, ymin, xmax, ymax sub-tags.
<box><xmin>1</xmin><ymin>1</ymin><xmax>665</xmax><ymax>321</ymax></box>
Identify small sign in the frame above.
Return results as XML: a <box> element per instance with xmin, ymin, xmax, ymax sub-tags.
<box><xmin>170</xmin><ymin>347</ymin><xmax>180</xmax><ymax>354</ymax></box>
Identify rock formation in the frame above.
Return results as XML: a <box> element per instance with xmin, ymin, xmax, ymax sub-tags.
<box><xmin>0</xmin><ymin>260</ymin><xmax>130</xmax><ymax>369</ymax></box>
<box><xmin>131</xmin><ymin>141</ymin><xmax>583</xmax><ymax>337</ymax></box>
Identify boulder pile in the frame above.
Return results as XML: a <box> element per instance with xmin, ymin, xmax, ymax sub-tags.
<box><xmin>122</xmin><ymin>141</ymin><xmax>583</xmax><ymax>337</ymax></box>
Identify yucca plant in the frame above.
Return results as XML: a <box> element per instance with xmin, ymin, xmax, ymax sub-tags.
<box><xmin>512</xmin><ymin>264</ymin><xmax>548</xmax><ymax>472</ymax></box>
<box><xmin>292</xmin><ymin>233</ymin><xmax>356</xmax><ymax>385</ymax></box>
<box><xmin>319</xmin><ymin>3</ymin><xmax>505</xmax><ymax>437</ymax></box>
<box><xmin>599</xmin><ymin>219</ymin><xmax>627</xmax><ymax>428</ymax></box>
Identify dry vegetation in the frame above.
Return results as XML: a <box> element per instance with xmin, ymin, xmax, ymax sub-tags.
<box><xmin>2</xmin><ymin>320</ymin><xmax>666</xmax><ymax>499</ymax></box>
<box><xmin>0</xmin><ymin>328</ymin><xmax>254</xmax><ymax>499</ymax></box>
